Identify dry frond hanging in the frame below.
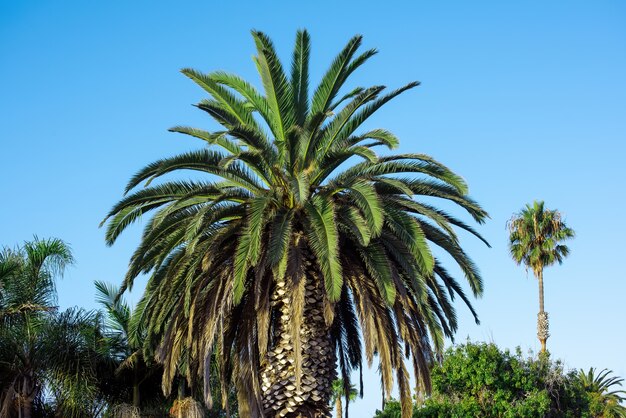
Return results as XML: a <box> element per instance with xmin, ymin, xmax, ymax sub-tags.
<box><xmin>110</xmin><ymin>404</ymin><xmax>141</xmax><ymax>418</ymax></box>
<box><xmin>169</xmin><ymin>397</ymin><xmax>204</xmax><ymax>418</ymax></box>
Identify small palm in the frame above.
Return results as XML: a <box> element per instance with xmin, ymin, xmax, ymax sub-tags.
<box><xmin>578</xmin><ymin>368</ymin><xmax>626</xmax><ymax>417</ymax></box>
<box><xmin>330</xmin><ymin>379</ymin><xmax>358</xmax><ymax>418</ymax></box>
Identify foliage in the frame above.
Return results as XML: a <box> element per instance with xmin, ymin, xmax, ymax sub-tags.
<box><xmin>508</xmin><ymin>201</ymin><xmax>574</xmax><ymax>277</ymax></box>
<box><xmin>95</xmin><ymin>281</ymin><xmax>237</xmax><ymax>416</ymax></box>
<box><xmin>375</xmin><ymin>342</ymin><xmax>593</xmax><ymax>418</ymax></box>
<box><xmin>331</xmin><ymin>378</ymin><xmax>358</xmax><ymax>418</ymax></box>
<box><xmin>94</xmin><ymin>280</ymin><xmax>170</xmax><ymax>415</ymax></box>
<box><xmin>0</xmin><ymin>237</ymin><xmax>109</xmax><ymax>418</ymax></box>
<box><xmin>578</xmin><ymin>368</ymin><xmax>626</xmax><ymax>417</ymax></box>
<box><xmin>102</xmin><ymin>29</ymin><xmax>488</xmax><ymax>416</ymax></box>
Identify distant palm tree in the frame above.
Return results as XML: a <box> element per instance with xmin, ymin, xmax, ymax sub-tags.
<box><xmin>95</xmin><ymin>281</ymin><xmax>159</xmax><ymax>413</ymax></box>
<box><xmin>103</xmin><ymin>30</ymin><xmax>489</xmax><ymax>417</ymax></box>
<box><xmin>508</xmin><ymin>201</ymin><xmax>574</xmax><ymax>352</ymax></box>
<box><xmin>578</xmin><ymin>368</ymin><xmax>626</xmax><ymax>417</ymax></box>
<box><xmin>330</xmin><ymin>379</ymin><xmax>357</xmax><ymax>418</ymax></box>
<box><xmin>0</xmin><ymin>238</ymin><xmax>103</xmax><ymax>418</ymax></box>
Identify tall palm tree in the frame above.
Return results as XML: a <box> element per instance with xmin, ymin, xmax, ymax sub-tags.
<box><xmin>578</xmin><ymin>368</ymin><xmax>626</xmax><ymax>417</ymax></box>
<box><xmin>103</xmin><ymin>30</ymin><xmax>488</xmax><ymax>418</ymax></box>
<box><xmin>0</xmin><ymin>238</ymin><xmax>103</xmax><ymax>418</ymax></box>
<box><xmin>508</xmin><ymin>201</ymin><xmax>574</xmax><ymax>353</ymax></box>
<box><xmin>330</xmin><ymin>379</ymin><xmax>357</xmax><ymax>418</ymax></box>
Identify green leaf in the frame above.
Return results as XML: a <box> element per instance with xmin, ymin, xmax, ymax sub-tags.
<box><xmin>338</xmin><ymin>206</ymin><xmax>371</xmax><ymax>246</ymax></box>
<box><xmin>305</xmin><ymin>195</ymin><xmax>342</xmax><ymax>301</ymax></box>
<box><xmin>291</xmin><ymin>29</ymin><xmax>310</xmax><ymax>126</ymax></box>
<box><xmin>168</xmin><ymin>126</ymin><xmax>239</xmax><ymax>153</ymax></box>
<box><xmin>310</xmin><ymin>35</ymin><xmax>364</xmax><ymax>115</ymax></box>
<box><xmin>251</xmin><ymin>30</ymin><xmax>294</xmax><ymax>144</ymax></box>
<box><xmin>347</xmin><ymin>180</ymin><xmax>384</xmax><ymax>237</ymax></box>
<box><xmin>181</xmin><ymin>68</ymin><xmax>259</xmax><ymax>130</ymax></box>
<box><xmin>291</xmin><ymin>171</ymin><xmax>310</xmax><ymax>204</ymax></box>
<box><xmin>358</xmin><ymin>243</ymin><xmax>396</xmax><ymax>304</ymax></box>
<box><xmin>268</xmin><ymin>209</ymin><xmax>294</xmax><ymax>281</ymax></box>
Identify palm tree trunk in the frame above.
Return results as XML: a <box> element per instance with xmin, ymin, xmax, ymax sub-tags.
<box><xmin>538</xmin><ymin>269</ymin><xmax>545</xmax><ymax>314</ymax></box>
<box><xmin>335</xmin><ymin>398</ymin><xmax>342</xmax><ymax>418</ymax></box>
<box><xmin>260</xmin><ymin>253</ymin><xmax>337</xmax><ymax>417</ymax></box>
<box><xmin>22</xmin><ymin>401</ymin><xmax>32</xmax><ymax>418</ymax></box>
<box><xmin>537</xmin><ymin>268</ymin><xmax>549</xmax><ymax>353</ymax></box>
<box><xmin>133</xmin><ymin>369</ymin><xmax>140</xmax><ymax>408</ymax></box>
<box><xmin>19</xmin><ymin>377</ymin><xmax>33</xmax><ymax>418</ymax></box>
<box><xmin>177</xmin><ymin>381</ymin><xmax>185</xmax><ymax>418</ymax></box>
<box><xmin>133</xmin><ymin>383</ymin><xmax>140</xmax><ymax>408</ymax></box>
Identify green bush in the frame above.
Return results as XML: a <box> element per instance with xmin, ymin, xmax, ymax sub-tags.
<box><xmin>375</xmin><ymin>342</ymin><xmax>591</xmax><ymax>417</ymax></box>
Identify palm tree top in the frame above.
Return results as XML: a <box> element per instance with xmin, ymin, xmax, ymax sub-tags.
<box><xmin>102</xmin><ymin>29</ymin><xmax>488</xmax><ymax>303</ymax></box>
<box><xmin>508</xmin><ymin>200</ymin><xmax>574</xmax><ymax>276</ymax></box>
<box><xmin>578</xmin><ymin>368</ymin><xmax>626</xmax><ymax>416</ymax></box>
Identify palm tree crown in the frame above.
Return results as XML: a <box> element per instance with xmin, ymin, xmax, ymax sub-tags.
<box><xmin>578</xmin><ymin>368</ymin><xmax>626</xmax><ymax>417</ymax></box>
<box><xmin>508</xmin><ymin>201</ymin><xmax>574</xmax><ymax>277</ymax></box>
<box><xmin>103</xmin><ymin>30</ymin><xmax>489</xmax><ymax>417</ymax></box>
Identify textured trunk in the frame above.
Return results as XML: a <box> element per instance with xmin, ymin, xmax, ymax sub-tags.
<box><xmin>537</xmin><ymin>269</ymin><xmax>549</xmax><ymax>353</ymax></box>
<box><xmin>260</xmin><ymin>254</ymin><xmax>337</xmax><ymax>417</ymax></box>
<box><xmin>335</xmin><ymin>398</ymin><xmax>342</xmax><ymax>418</ymax></box>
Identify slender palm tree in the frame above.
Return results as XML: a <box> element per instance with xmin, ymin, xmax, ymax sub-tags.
<box><xmin>103</xmin><ymin>30</ymin><xmax>489</xmax><ymax>418</ymax></box>
<box><xmin>330</xmin><ymin>379</ymin><xmax>357</xmax><ymax>418</ymax></box>
<box><xmin>578</xmin><ymin>368</ymin><xmax>626</xmax><ymax>417</ymax></box>
<box><xmin>0</xmin><ymin>238</ymin><xmax>102</xmax><ymax>418</ymax></box>
<box><xmin>508</xmin><ymin>201</ymin><xmax>574</xmax><ymax>353</ymax></box>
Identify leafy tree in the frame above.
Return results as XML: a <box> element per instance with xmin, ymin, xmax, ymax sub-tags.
<box><xmin>577</xmin><ymin>368</ymin><xmax>626</xmax><ymax>417</ymax></box>
<box><xmin>375</xmin><ymin>342</ymin><xmax>589</xmax><ymax>418</ymax></box>
<box><xmin>103</xmin><ymin>30</ymin><xmax>488</xmax><ymax>417</ymax></box>
<box><xmin>0</xmin><ymin>238</ymin><xmax>104</xmax><ymax>418</ymax></box>
<box><xmin>330</xmin><ymin>379</ymin><xmax>357</xmax><ymax>418</ymax></box>
<box><xmin>508</xmin><ymin>201</ymin><xmax>574</xmax><ymax>352</ymax></box>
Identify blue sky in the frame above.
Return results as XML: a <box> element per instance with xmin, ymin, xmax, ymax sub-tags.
<box><xmin>1</xmin><ymin>0</ymin><xmax>625</xmax><ymax>415</ymax></box>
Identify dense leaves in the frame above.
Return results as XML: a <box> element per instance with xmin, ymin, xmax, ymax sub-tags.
<box><xmin>578</xmin><ymin>368</ymin><xmax>626</xmax><ymax>417</ymax></box>
<box><xmin>0</xmin><ymin>238</ymin><xmax>107</xmax><ymax>418</ymax></box>
<box><xmin>375</xmin><ymin>342</ymin><xmax>625</xmax><ymax>418</ymax></box>
<box><xmin>508</xmin><ymin>201</ymin><xmax>575</xmax><ymax>278</ymax></box>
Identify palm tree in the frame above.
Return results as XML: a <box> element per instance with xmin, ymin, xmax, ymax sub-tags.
<box><xmin>95</xmin><ymin>280</ymin><xmax>160</xmax><ymax>414</ymax></box>
<box><xmin>578</xmin><ymin>368</ymin><xmax>626</xmax><ymax>417</ymax></box>
<box><xmin>0</xmin><ymin>238</ymin><xmax>103</xmax><ymax>418</ymax></box>
<box><xmin>103</xmin><ymin>30</ymin><xmax>489</xmax><ymax>418</ymax></box>
<box><xmin>330</xmin><ymin>379</ymin><xmax>357</xmax><ymax>418</ymax></box>
<box><xmin>508</xmin><ymin>201</ymin><xmax>574</xmax><ymax>353</ymax></box>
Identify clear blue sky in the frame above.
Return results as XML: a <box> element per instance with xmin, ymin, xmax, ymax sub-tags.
<box><xmin>1</xmin><ymin>1</ymin><xmax>625</xmax><ymax>415</ymax></box>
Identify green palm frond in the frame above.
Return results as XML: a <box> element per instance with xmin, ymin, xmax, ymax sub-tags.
<box><xmin>508</xmin><ymin>200</ymin><xmax>575</xmax><ymax>276</ymax></box>
<box><xmin>578</xmin><ymin>368</ymin><xmax>626</xmax><ymax>417</ymax></box>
